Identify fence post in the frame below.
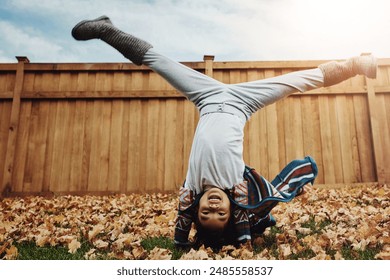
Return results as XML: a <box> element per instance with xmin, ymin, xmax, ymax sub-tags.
<box><xmin>203</xmin><ymin>55</ymin><xmax>215</xmax><ymax>77</ymax></box>
<box><xmin>365</xmin><ymin>73</ymin><xmax>385</xmax><ymax>183</ymax></box>
<box><xmin>1</xmin><ymin>56</ymin><xmax>29</xmax><ymax>197</ymax></box>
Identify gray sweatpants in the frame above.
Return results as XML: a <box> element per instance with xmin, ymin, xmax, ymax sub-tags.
<box><xmin>142</xmin><ymin>49</ymin><xmax>324</xmax><ymax>123</ymax></box>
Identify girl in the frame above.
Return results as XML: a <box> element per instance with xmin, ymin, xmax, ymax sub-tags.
<box><xmin>72</xmin><ymin>15</ymin><xmax>377</xmax><ymax>249</ymax></box>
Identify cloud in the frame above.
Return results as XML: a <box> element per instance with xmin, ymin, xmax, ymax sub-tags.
<box><xmin>1</xmin><ymin>0</ymin><xmax>390</xmax><ymax>62</ymax></box>
<box><xmin>0</xmin><ymin>49</ymin><xmax>15</xmax><ymax>63</ymax></box>
<box><xmin>2</xmin><ymin>0</ymin><xmax>285</xmax><ymax>61</ymax></box>
<box><xmin>0</xmin><ymin>20</ymin><xmax>70</xmax><ymax>62</ymax></box>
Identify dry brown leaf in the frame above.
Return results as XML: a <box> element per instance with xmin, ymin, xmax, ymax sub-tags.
<box><xmin>88</xmin><ymin>224</ymin><xmax>104</xmax><ymax>241</ymax></box>
<box><xmin>68</xmin><ymin>239</ymin><xmax>81</xmax><ymax>254</ymax></box>
<box><xmin>296</xmin><ymin>227</ymin><xmax>311</xmax><ymax>235</ymax></box>
<box><xmin>94</xmin><ymin>240</ymin><xmax>109</xmax><ymax>249</ymax></box>
<box><xmin>239</xmin><ymin>248</ymin><xmax>254</xmax><ymax>259</ymax></box>
<box><xmin>132</xmin><ymin>246</ymin><xmax>148</xmax><ymax>260</ymax></box>
<box><xmin>5</xmin><ymin>245</ymin><xmax>18</xmax><ymax>260</ymax></box>
<box><xmin>35</xmin><ymin>235</ymin><xmax>50</xmax><ymax>247</ymax></box>
<box><xmin>375</xmin><ymin>251</ymin><xmax>390</xmax><ymax>260</ymax></box>
<box><xmin>229</xmin><ymin>246</ymin><xmax>254</xmax><ymax>259</ymax></box>
<box><xmin>279</xmin><ymin>244</ymin><xmax>291</xmax><ymax>258</ymax></box>
<box><xmin>334</xmin><ymin>251</ymin><xmax>344</xmax><ymax>260</ymax></box>
<box><xmin>84</xmin><ymin>248</ymin><xmax>97</xmax><ymax>260</ymax></box>
<box><xmin>0</xmin><ymin>242</ymin><xmax>10</xmax><ymax>257</ymax></box>
<box><xmin>147</xmin><ymin>247</ymin><xmax>172</xmax><ymax>260</ymax></box>
<box><xmin>180</xmin><ymin>248</ymin><xmax>211</xmax><ymax>260</ymax></box>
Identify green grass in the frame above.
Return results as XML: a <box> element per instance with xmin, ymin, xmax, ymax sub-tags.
<box><xmin>300</xmin><ymin>216</ymin><xmax>332</xmax><ymax>235</ymax></box>
<box><xmin>12</xmin><ymin>237</ymin><xmax>185</xmax><ymax>260</ymax></box>
<box><xmin>253</xmin><ymin>226</ymin><xmax>282</xmax><ymax>257</ymax></box>
<box><xmin>9</xmin><ymin>217</ymin><xmax>383</xmax><ymax>260</ymax></box>
<box><xmin>15</xmin><ymin>240</ymin><xmax>95</xmax><ymax>260</ymax></box>
<box><xmin>341</xmin><ymin>243</ymin><xmax>382</xmax><ymax>260</ymax></box>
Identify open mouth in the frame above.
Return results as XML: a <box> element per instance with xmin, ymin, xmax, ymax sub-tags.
<box><xmin>208</xmin><ymin>193</ymin><xmax>222</xmax><ymax>203</ymax></box>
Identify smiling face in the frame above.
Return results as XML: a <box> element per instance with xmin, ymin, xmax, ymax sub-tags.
<box><xmin>197</xmin><ymin>187</ymin><xmax>231</xmax><ymax>232</ymax></box>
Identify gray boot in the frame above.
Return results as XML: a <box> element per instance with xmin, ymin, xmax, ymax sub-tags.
<box><xmin>72</xmin><ymin>15</ymin><xmax>153</xmax><ymax>65</ymax></box>
<box><xmin>318</xmin><ymin>55</ymin><xmax>377</xmax><ymax>87</ymax></box>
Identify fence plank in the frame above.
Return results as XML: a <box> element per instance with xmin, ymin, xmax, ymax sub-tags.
<box><xmin>353</xmin><ymin>95</ymin><xmax>376</xmax><ymax>182</ymax></box>
<box><xmin>1</xmin><ymin>57</ymin><xmax>28</xmax><ymax>196</ymax></box>
<box><xmin>145</xmin><ymin>99</ymin><xmax>159</xmax><ymax>192</ymax></box>
<box><xmin>302</xmin><ymin>96</ymin><xmax>324</xmax><ymax>182</ymax></box>
<box><xmin>29</xmin><ymin>102</ymin><xmax>48</xmax><ymax>192</ymax></box>
<box><xmin>13</xmin><ymin>101</ymin><xmax>32</xmax><ymax>193</ymax></box>
<box><xmin>49</xmin><ymin>102</ymin><xmax>66</xmax><ymax>192</ymax></box>
<box><xmin>0</xmin><ymin>102</ymin><xmax>12</xmax><ymax>188</ymax></box>
<box><xmin>366</xmin><ymin>77</ymin><xmax>385</xmax><ymax>183</ymax></box>
<box><xmin>119</xmin><ymin>100</ymin><xmax>130</xmax><ymax>193</ymax></box>
<box><xmin>42</xmin><ymin>101</ymin><xmax>58</xmax><ymax>193</ymax></box>
<box><xmin>376</xmin><ymin>93</ymin><xmax>390</xmax><ymax>182</ymax></box>
<box><xmin>318</xmin><ymin>95</ymin><xmax>336</xmax><ymax>183</ymax></box>
<box><xmin>88</xmin><ymin>100</ymin><xmax>104</xmax><ymax>192</ymax></box>
<box><xmin>81</xmin><ymin>101</ymin><xmax>94</xmax><ymax>192</ymax></box>
<box><xmin>385</xmin><ymin>93</ymin><xmax>390</xmax><ymax>182</ymax></box>
<box><xmin>108</xmin><ymin>100</ymin><xmax>123</xmax><ymax>192</ymax></box>
<box><xmin>337</xmin><ymin>95</ymin><xmax>355</xmax><ymax>183</ymax></box>
<box><xmin>127</xmin><ymin>100</ymin><xmax>142</xmax><ymax>192</ymax></box>
<box><xmin>163</xmin><ymin>99</ymin><xmax>178</xmax><ymax>192</ymax></box>
<box><xmin>62</xmin><ymin>101</ymin><xmax>75</xmax><ymax>193</ymax></box>
<box><xmin>100</xmin><ymin>100</ymin><xmax>112</xmax><ymax>192</ymax></box>
<box><xmin>70</xmin><ymin>100</ymin><xmax>87</xmax><ymax>192</ymax></box>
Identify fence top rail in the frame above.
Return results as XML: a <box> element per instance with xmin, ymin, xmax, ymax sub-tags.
<box><xmin>1</xmin><ymin>57</ymin><xmax>390</xmax><ymax>72</ymax></box>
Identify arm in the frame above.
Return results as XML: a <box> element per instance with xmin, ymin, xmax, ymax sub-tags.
<box><xmin>174</xmin><ymin>186</ymin><xmax>195</xmax><ymax>247</ymax></box>
<box><xmin>230</xmin><ymin>182</ymin><xmax>252</xmax><ymax>244</ymax></box>
<box><xmin>232</xmin><ymin>207</ymin><xmax>252</xmax><ymax>245</ymax></box>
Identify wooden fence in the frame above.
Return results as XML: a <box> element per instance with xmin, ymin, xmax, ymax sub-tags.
<box><xmin>1</xmin><ymin>56</ymin><xmax>389</xmax><ymax>197</ymax></box>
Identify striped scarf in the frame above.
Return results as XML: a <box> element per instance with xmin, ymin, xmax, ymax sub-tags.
<box><xmin>174</xmin><ymin>156</ymin><xmax>318</xmax><ymax>245</ymax></box>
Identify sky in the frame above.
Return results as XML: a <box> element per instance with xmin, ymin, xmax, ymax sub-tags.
<box><xmin>1</xmin><ymin>0</ymin><xmax>390</xmax><ymax>63</ymax></box>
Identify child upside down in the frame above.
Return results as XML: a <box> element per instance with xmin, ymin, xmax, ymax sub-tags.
<box><xmin>72</xmin><ymin>15</ymin><xmax>377</xmax><ymax>249</ymax></box>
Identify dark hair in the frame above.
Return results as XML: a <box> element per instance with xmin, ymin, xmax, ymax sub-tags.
<box><xmin>193</xmin><ymin>206</ymin><xmax>238</xmax><ymax>250</ymax></box>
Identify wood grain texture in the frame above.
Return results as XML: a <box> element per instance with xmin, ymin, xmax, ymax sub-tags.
<box><xmin>1</xmin><ymin>58</ymin><xmax>389</xmax><ymax>196</ymax></box>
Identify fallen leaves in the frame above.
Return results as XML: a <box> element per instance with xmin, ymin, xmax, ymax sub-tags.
<box><xmin>180</xmin><ymin>246</ymin><xmax>213</xmax><ymax>260</ymax></box>
<box><xmin>68</xmin><ymin>239</ymin><xmax>81</xmax><ymax>254</ymax></box>
<box><xmin>88</xmin><ymin>224</ymin><xmax>105</xmax><ymax>241</ymax></box>
<box><xmin>5</xmin><ymin>245</ymin><xmax>18</xmax><ymax>260</ymax></box>
<box><xmin>0</xmin><ymin>184</ymin><xmax>389</xmax><ymax>260</ymax></box>
<box><xmin>147</xmin><ymin>247</ymin><xmax>172</xmax><ymax>260</ymax></box>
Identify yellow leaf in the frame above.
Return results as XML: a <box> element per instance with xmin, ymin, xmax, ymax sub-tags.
<box><xmin>94</xmin><ymin>240</ymin><xmax>109</xmax><ymax>249</ymax></box>
<box><xmin>334</xmin><ymin>251</ymin><xmax>344</xmax><ymax>260</ymax></box>
<box><xmin>84</xmin><ymin>248</ymin><xmax>97</xmax><ymax>260</ymax></box>
<box><xmin>132</xmin><ymin>246</ymin><xmax>147</xmax><ymax>260</ymax></box>
<box><xmin>5</xmin><ymin>245</ymin><xmax>18</xmax><ymax>260</ymax></box>
<box><xmin>240</xmin><ymin>248</ymin><xmax>254</xmax><ymax>259</ymax></box>
<box><xmin>53</xmin><ymin>215</ymin><xmax>65</xmax><ymax>223</ymax></box>
<box><xmin>377</xmin><ymin>188</ymin><xmax>385</xmax><ymax>197</ymax></box>
<box><xmin>68</xmin><ymin>239</ymin><xmax>81</xmax><ymax>254</ymax></box>
<box><xmin>147</xmin><ymin>247</ymin><xmax>172</xmax><ymax>260</ymax></box>
<box><xmin>180</xmin><ymin>248</ymin><xmax>210</xmax><ymax>260</ymax></box>
<box><xmin>154</xmin><ymin>215</ymin><xmax>168</xmax><ymax>224</ymax></box>
<box><xmin>279</xmin><ymin>244</ymin><xmax>291</xmax><ymax>258</ymax></box>
<box><xmin>36</xmin><ymin>235</ymin><xmax>49</xmax><ymax>247</ymax></box>
<box><xmin>296</xmin><ymin>227</ymin><xmax>311</xmax><ymax>235</ymax></box>
<box><xmin>88</xmin><ymin>224</ymin><xmax>104</xmax><ymax>241</ymax></box>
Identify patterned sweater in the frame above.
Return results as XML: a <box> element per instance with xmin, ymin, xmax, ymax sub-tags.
<box><xmin>174</xmin><ymin>156</ymin><xmax>318</xmax><ymax>245</ymax></box>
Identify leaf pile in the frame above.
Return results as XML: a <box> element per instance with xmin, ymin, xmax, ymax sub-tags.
<box><xmin>0</xmin><ymin>184</ymin><xmax>389</xmax><ymax>260</ymax></box>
